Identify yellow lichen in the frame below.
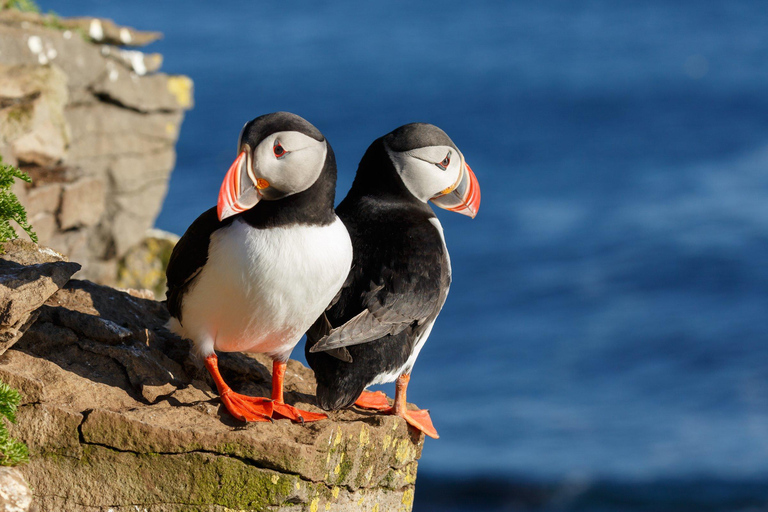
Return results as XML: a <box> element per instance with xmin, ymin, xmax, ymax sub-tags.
<box><xmin>166</xmin><ymin>75</ymin><xmax>193</xmax><ymax>108</ymax></box>
<box><xmin>334</xmin><ymin>428</ymin><xmax>343</xmax><ymax>447</ymax></box>
<box><xmin>332</xmin><ymin>486</ymin><xmax>340</xmax><ymax>499</ymax></box>
<box><xmin>395</xmin><ymin>439</ymin><xmax>411</xmax><ymax>464</ymax></box>
<box><xmin>270</xmin><ymin>474</ymin><xmax>279</xmax><ymax>485</ymax></box>
<box><xmin>359</xmin><ymin>425</ymin><xmax>370</xmax><ymax>446</ymax></box>
<box><xmin>309</xmin><ymin>497</ymin><xmax>319</xmax><ymax>512</ymax></box>
<box><xmin>402</xmin><ymin>488</ymin><xmax>414</xmax><ymax>506</ymax></box>
<box><xmin>404</xmin><ymin>464</ymin><xmax>417</xmax><ymax>485</ymax></box>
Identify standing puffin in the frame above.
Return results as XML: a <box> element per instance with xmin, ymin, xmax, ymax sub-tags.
<box><xmin>166</xmin><ymin>112</ymin><xmax>353</xmax><ymax>423</ymax></box>
<box><xmin>305</xmin><ymin>123</ymin><xmax>480</xmax><ymax>438</ymax></box>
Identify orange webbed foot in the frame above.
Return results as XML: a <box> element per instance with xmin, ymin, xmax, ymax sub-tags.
<box><xmin>378</xmin><ymin>374</ymin><xmax>439</xmax><ymax>439</ymax></box>
<box><xmin>272</xmin><ymin>402</ymin><xmax>328</xmax><ymax>424</ymax></box>
<box><xmin>397</xmin><ymin>407</ymin><xmax>439</xmax><ymax>439</ymax></box>
<box><xmin>220</xmin><ymin>390</ymin><xmax>273</xmax><ymax>422</ymax></box>
<box><xmin>354</xmin><ymin>390</ymin><xmax>391</xmax><ymax>411</ymax></box>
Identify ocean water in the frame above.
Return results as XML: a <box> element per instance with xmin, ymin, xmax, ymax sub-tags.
<box><xmin>48</xmin><ymin>1</ymin><xmax>768</xmax><ymax>510</ymax></box>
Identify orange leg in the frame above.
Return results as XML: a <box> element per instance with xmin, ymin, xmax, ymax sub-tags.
<box><xmin>205</xmin><ymin>354</ymin><xmax>272</xmax><ymax>422</ymax></box>
<box><xmin>270</xmin><ymin>360</ymin><xmax>328</xmax><ymax>423</ymax></box>
<box><xmin>357</xmin><ymin>374</ymin><xmax>439</xmax><ymax>439</ymax></box>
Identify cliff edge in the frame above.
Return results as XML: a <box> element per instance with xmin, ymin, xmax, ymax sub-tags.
<box><xmin>0</xmin><ymin>240</ymin><xmax>422</xmax><ymax>511</ymax></box>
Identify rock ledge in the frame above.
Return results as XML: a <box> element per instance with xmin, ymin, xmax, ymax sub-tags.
<box><xmin>0</xmin><ymin>241</ymin><xmax>422</xmax><ymax>511</ymax></box>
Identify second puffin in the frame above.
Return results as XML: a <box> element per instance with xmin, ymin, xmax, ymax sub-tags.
<box><xmin>306</xmin><ymin>123</ymin><xmax>480</xmax><ymax>438</ymax></box>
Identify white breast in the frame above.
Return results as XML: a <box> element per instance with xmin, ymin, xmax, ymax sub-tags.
<box><xmin>172</xmin><ymin>217</ymin><xmax>353</xmax><ymax>361</ymax></box>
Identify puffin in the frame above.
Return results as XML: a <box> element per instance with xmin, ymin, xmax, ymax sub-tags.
<box><xmin>305</xmin><ymin>123</ymin><xmax>480</xmax><ymax>438</ymax></box>
<box><xmin>166</xmin><ymin>112</ymin><xmax>353</xmax><ymax>423</ymax></box>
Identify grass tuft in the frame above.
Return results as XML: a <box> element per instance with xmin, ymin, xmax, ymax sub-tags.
<box><xmin>0</xmin><ymin>380</ymin><xmax>28</xmax><ymax>466</ymax></box>
<box><xmin>0</xmin><ymin>156</ymin><xmax>37</xmax><ymax>244</ymax></box>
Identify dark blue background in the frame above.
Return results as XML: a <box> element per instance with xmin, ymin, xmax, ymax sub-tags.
<box><xmin>48</xmin><ymin>1</ymin><xmax>768</xmax><ymax>510</ymax></box>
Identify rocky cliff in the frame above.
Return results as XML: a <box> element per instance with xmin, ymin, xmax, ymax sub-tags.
<box><xmin>0</xmin><ymin>12</ymin><xmax>423</xmax><ymax>511</ymax></box>
<box><xmin>0</xmin><ymin>9</ymin><xmax>192</xmax><ymax>285</ymax></box>
<box><xmin>0</xmin><ymin>240</ymin><xmax>422</xmax><ymax>511</ymax></box>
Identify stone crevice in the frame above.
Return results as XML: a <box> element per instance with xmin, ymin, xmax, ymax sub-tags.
<box><xmin>74</xmin><ymin>436</ymin><xmax>344</xmax><ymax>493</ymax></box>
<box><xmin>89</xmin><ymin>89</ymin><xmax>179</xmax><ymax>116</ymax></box>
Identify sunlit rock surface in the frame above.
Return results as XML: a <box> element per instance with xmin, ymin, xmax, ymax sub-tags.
<box><xmin>0</xmin><ymin>10</ymin><xmax>192</xmax><ymax>285</ymax></box>
<box><xmin>0</xmin><ymin>242</ymin><xmax>422</xmax><ymax>511</ymax></box>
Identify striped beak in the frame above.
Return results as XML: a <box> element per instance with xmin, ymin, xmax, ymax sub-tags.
<box><xmin>430</xmin><ymin>159</ymin><xmax>480</xmax><ymax>218</ymax></box>
<box><xmin>217</xmin><ymin>149</ymin><xmax>264</xmax><ymax>221</ymax></box>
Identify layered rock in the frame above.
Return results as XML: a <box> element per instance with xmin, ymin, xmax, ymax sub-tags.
<box><xmin>0</xmin><ymin>239</ymin><xmax>79</xmax><ymax>356</ymax></box>
<box><xmin>0</xmin><ymin>10</ymin><xmax>192</xmax><ymax>285</ymax></box>
<box><xmin>0</xmin><ymin>241</ymin><xmax>422</xmax><ymax>511</ymax></box>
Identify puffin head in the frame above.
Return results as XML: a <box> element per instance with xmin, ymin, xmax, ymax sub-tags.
<box><xmin>217</xmin><ymin>112</ymin><xmax>330</xmax><ymax>221</ymax></box>
<box><xmin>382</xmin><ymin>123</ymin><xmax>480</xmax><ymax>218</ymax></box>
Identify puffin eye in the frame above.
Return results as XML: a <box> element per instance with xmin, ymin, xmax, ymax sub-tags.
<box><xmin>273</xmin><ymin>141</ymin><xmax>287</xmax><ymax>159</ymax></box>
<box><xmin>436</xmin><ymin>152</ymin><xmax>451</xmax><ymax>170</ymax></box>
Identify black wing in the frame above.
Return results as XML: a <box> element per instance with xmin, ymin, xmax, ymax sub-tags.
<box><xmin>308</xmin><ymin>203</ymin><xmax>449</xmax><ymax>354</ymax></box>
<box><xmin>166</xmin><ymin>207</ymin><xmax>230</xmax><ymax>322</ymax></box>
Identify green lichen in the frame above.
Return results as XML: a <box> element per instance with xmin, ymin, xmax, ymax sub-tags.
<box><xmin>336</xmin><ymin>451</ymin><xmax>354</xmax><ymax>483</ymax></box>
<box><xmin>28</xmin><ymin>438</ymin><xmax>414</xmax><ymax>510</ymax></box>
<box><xmin>5</xmin><ymin>103</ymin><xmax>33</xmax><ymax>124</ymax></box>
<box><xmin>192</xmin><ymin>456</ymin><xmax>296</xmax><ymax>509</ymax></box>
<box><xmin>62</xmin><ymin>445</ymin><xmax>303</xmax><ymax>509</ymax></box>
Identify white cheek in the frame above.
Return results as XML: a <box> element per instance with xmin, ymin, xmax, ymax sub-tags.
<box><xmin>253</xmin><ymin>137</ymin><xmax>282</xmax><ymax>182</ymax></box>
<box><xmin>387</xmin><ymin>145</ymin><xmax>462</xmax><ymax>201</ymax></box>
<box><xmin>278</xmin><ymin>145</ymin><xmax>326</xmax><ymax>192</ymax></box>
<box><xmin>253</xmin><ymin>135</ymin><xmax>326</xmax><ymax>195</ymax></box>
<box><xmin>429</xmin><ymin>164</ymin><xmax>458</xmax><ymax>196</ymax></box>
<box><xmin>398</xmin><ymin>159</ymin><xmax>457</xmax><ymax>201</ymax></box>
<box><xmin>440</xmin><ymin>160</ymin><xmax>461</xmax><ymax>192</ymax></box>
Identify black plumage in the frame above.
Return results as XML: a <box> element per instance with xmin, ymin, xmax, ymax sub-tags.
<box><xmin>306</xmin><ymin>133</ymin><xmax>452</xmax><ymax>411</ymax></box>
<box><xmin>166</xmin><ymin>207</ymin><xmax>229</xmax><ymax>323</ymax></box>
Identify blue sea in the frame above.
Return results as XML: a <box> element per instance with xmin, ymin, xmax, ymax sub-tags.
<box><xmin>49</xmin><ymin>1</ymin><xmax>768</xmax><ymax>510</ymax></box>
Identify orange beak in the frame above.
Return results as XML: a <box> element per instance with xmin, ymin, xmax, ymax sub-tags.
<box><xmin>430</xmin><ymin>161</ymin><xmax>481</xmax><ymax>218</ymax></box>
<box><xmin>217</xmin><ymin>150</ymin><xmax>262</xmax><ymax>221</ymax></box>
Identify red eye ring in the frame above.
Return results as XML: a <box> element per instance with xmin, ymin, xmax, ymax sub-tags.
<box><xmin>436</xmin><ymin>153</ymin><xmax>451</xmax><ymax>170</ymax></box>
<box><xmin>273</xmin><ymin>141</ymin><xmax>287</xmax><ymax>159</ymax></box>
